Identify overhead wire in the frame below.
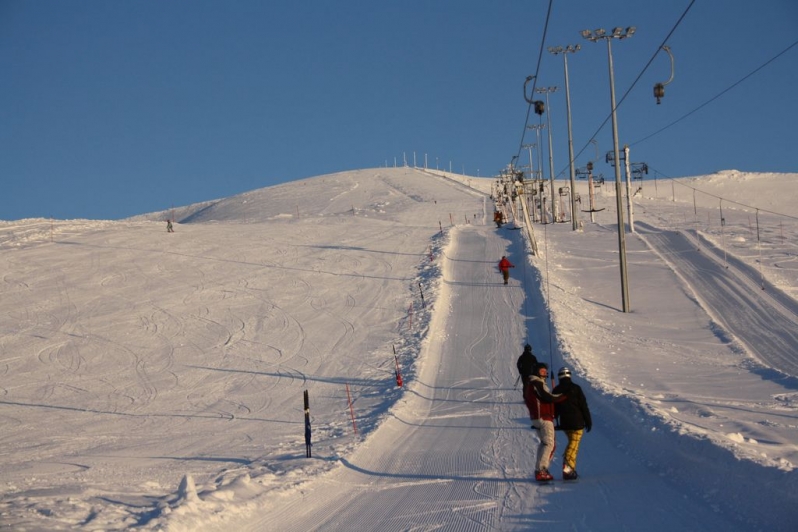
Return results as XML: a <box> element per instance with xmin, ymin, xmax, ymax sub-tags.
<box><xmin>555</xmin><ymin>0</ymin><xmax>697</xmax><ymax>177</ymax></box>
<box><xmin>511</xmin><ymin>0</ymin><xmax>797</xmax><ymax>382</ymax></box>
<box><xmin>513</xmin><ymin>0</ymin><xmax>554</xmax><ymax>165</ymax></box>
<box><xmin>506</xmin><ymin>0</ymin><xmax>553</xmax><ymax>352</ymax></box>
<box><xmin>630</xmin><ymin>37</ymin><xmax>798</xmax><ymax>148</ymax></box>
<box><xmin>547</xmin><ymin>6</ymin><xmax>798</xmax><ymax>229</ymax></box>
<box><xmin>556</xmin><ymin>2</ymin><xmax>798</xmax><ymax>180</ymax></box>
<box><xmin>512</xmin><ymin>1</ymin><xmax>692</xmax><ymax>372</ymax></box>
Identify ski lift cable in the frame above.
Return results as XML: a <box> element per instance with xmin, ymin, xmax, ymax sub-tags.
<box><xmin>554</xmin><ymin>0</ymin><xmax>696</xmax><ymax>178</ymax></box>
<box><xmin>543</xmin><ymin>222</ymin><xmax>555</xmax><ymax>382</ymax></box>
<box><xmin>631</xmin><ymin>37</ymin><xmax>798</xmax><ymax>148</ymax></box>
<box><xmin>514</xmin><ymin>0</ymin><xmax>554</xmax><ymax>164</ymax></box>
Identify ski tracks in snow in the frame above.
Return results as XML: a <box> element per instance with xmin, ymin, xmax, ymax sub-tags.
<box><xmin>237</xmin><ymin>223</ymin><xmax>749</xmax><ymax>532</ymax></box>
<box><xmin>637</xmin><ymin>222</ymin><xmax>798</xmax><ymax>377</ymax></box>
<box><xmin>239</xmin><ymin>225</ymin><xmax>562</xmax><ymax>531</ymax></box>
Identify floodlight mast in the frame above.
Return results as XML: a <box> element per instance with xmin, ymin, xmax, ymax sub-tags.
<box><xmin>581</xmin><ymin>26</ymin><xmax>635</xmax><ymax>313</ymax></box>
<box><xmin>535</xmin><ymin>86</ymin><xmax>559</xmax><ymax>223</ymax></box>
<box><xmin>522</xmin><ymin>143</ymin><xmax>537</xmax><ymax>221</ymax></box>
<box><xmin>548</xmin><ymin>44</ymin><xmax>581</xmax><ymax>230</ymax></box>
<box><xmin>527</xmin><ymin>124</ymin><xmax>545</xmax><ymax>220</ymax></box>
<box><xmin>522</xmin><ymin>143</ymin><xmax>536</xmax><ymax>179</ymax></box>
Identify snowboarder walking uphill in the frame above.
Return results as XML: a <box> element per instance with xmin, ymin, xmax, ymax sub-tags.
<box><xmin>516</xmin><ymin>344</ymin><xmax>538</xmax><ymax>396</ymax></box>
<box><xmin>498</xmin><ymin>256</ymin><xmax>514</xmax><ymax>285</ymax></box>
<box><xmin>553</xmin><ymin>367</ymin><xmax>592</xmax><ymax>480</ymax></box>
<box><xmin>524</xmin><ymin>363</ymin><xmax>566</xmax><ymax>482</ymax></box>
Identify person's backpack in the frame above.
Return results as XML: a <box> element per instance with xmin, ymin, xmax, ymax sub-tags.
<box><xmin>517</xmin><ymin>346</ymin><xmax>538</xmax><ymax>376</ymax></box>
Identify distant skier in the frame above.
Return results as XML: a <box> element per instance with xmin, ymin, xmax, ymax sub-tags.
<box><xmin>553</xmin><ymin>367</ymin><xmax>592</xmax><ymax>480</ymax></box>
<box><xmin>166</xmin><ymin>219</ymin><xmax>174</xmax><ymax>233</ymax></box>
<box><xmin>494</xmin><ymin>210</ymin><xmax>504</xmax><ymax>228</ymax></box>
<box><xmin>516</xmin><ymin>344</ymin><xmax>538</xmax><ymax>395</ymax></box>
<box><xmin>498</xmin><ymin>256</ymin><xmax>514</xmax><ymax>285</ymax></box>
<box><xmin>524</xmin><ymin>363</ymin><xmax>566</xmax><ymax>482</ymax></box>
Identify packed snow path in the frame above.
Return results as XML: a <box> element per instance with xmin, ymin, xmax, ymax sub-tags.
<box><xmin>227</xmin><ymin>225</ymin><xmax>743</xmax><ymax>532</ymax></box>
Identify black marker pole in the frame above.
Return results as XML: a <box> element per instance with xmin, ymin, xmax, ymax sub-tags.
<box><xmin>303</xmin><ymin>390</ymin><xmax>311</xmax><ymax>458</ymax></box>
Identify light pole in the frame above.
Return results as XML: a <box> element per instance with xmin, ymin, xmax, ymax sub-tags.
<box><xmin>581</xmin><ymin>26</ymin><xmax>635</xmax><ymax>313</ymax></box>
<box><xmin>549</xmin><ymin>45</ymin><xmax>581</xmax><ymax>230</ymax></box>
<box><xmin>536</xmin><ymin>87</ymin><xmax>559</xmax><ymax>223</ymax></box>
<box><xmin>522</xmin><ymin>143</ymin><xmax>536</xmax><ymax>179</ymax></box>
<box><xmin>526</xmin><ymin>124</ymin><xmax>545</xmax><ymax>221</ymax></box>
<box><xmin>527</xmin><ymin>125</ymin><xmax>545</xmax><ymax>184</ymax></box>
<box><xmin>522</xmin><ymin>143</ymin><xmax>537</xmax><ymax>221</ymax></box>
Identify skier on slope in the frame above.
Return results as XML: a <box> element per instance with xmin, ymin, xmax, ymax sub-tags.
<box><xmin>524</xmin><ymin>362</ymin><xmax>566</xmax><ymax>482</ymax></box>
<box><xmin>498</xmin><ymin>256</ymin><xmax>514</xmax><ymax>285</ymax></box>
<box><xmin>516</xmin><ymin>344</ymin><xmax>538</xmax><ymax>396</ymax></box>
<box><xmin>553</xmin><ymin>367</ymin><xmax>592</xmax><ymax>480</ymax></box>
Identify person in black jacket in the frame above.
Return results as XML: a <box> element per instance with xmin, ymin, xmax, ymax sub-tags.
<box><xmin>516</xmin><ymin>344</ymin><xmax>537</xmax><ymax>396</ymax></box>
<box><xmin>553</xmin><ymin>367</ymin><xmax>592</xmax><ymax>480</ymax></box>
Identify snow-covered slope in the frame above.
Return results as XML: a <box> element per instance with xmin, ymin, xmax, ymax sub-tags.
<box><xmin>0</xmin><ymin>168</ymin><xmax>796</xmax><ymax>531</ymax></box>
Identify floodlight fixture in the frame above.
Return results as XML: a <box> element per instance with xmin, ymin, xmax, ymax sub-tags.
<box><xmin>549</xmin><ymin>45</ymin><xmax>581</xmax><ymax>56</ymax></box>
<box><xmin>533</xmin><ymin>87</ymin><xmax>551</xmax><ymax>115</ymax></box>
<box><xmin>584</xmin><ymin>27</ymin><xmax>635</xmax><ymax>42</ymax></box>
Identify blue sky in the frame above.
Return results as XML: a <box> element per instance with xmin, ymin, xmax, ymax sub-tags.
<box><xmin>2</xmin><ymin>0</ymin><xmax>796</xmax><ymax>220</ymax></box>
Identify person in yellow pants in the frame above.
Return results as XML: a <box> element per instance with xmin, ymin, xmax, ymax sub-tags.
<box><xmin>553</xmin><ymin>367</ymin><xmax>592</xmax><ymax>480</ymax></box>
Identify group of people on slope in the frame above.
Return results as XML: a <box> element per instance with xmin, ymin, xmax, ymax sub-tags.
<box><xmin>496</xmin><ymin>251</ymin><xmax>591</xmax><ymax>482</ymax></box>
<box><xmin>517</xmin><ymin>344</ymin><xmax>592</xmax><ymax>482</ymax></box>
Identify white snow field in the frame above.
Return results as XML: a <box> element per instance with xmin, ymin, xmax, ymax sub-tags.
<box><xmin>1</xmin><ymin>167</ymin><xmax>796</xmax><ymax>531</ymax></box>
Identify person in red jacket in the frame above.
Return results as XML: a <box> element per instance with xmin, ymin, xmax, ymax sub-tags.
<box><xmin>524</xmin><ymin>362</ymin><xmax>566</xmax><ymax>481</ymax></box>
<box><xmin>494</xmin><ymin>210</ymin><xmax>504</xmax><ymax>228</ymax></box>
<box><xmin>498</xmin><ymin>256</ymin><xmax>514</xmax><ymax>285</ymax></box>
